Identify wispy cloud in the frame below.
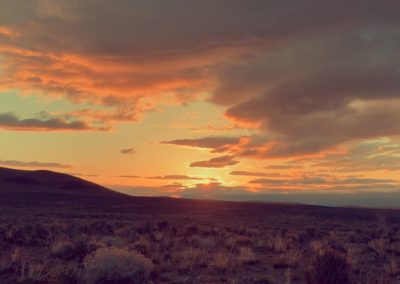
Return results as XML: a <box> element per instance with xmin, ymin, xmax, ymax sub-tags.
<box><xmin>118</xmin><ymin>174</ymin><xmax>209</xmax><ymax>181</ymax></box>
<box><xmin>148</xmin><ymin>175</ymin><xmax>203</xmax><ymax>180</ymax></box>
<box><xmin>0</xmin><ymin>159</ymin><xmax>71</xmax><ymax>168</ymax></box>
<box><xmin>120</xmin><ymin>148</ymin><xmax>136</xmax><ymax>155</ymax></box>
<box><xmin>0</xmin><ymin>112</ymin><xmax>107</xmax><ymax>131</ymax></box>
<box><xmin>230</xmin><ymin>170</ymin><xmax>285</xmax><ymax>178</ymax></box>
<box><xmin>117</xmin><ymin>175</ymin><xmax>142</xmax><ymax>179</ymax></box>
<box><xmin>249</xmin><ymin>176</ymin><xmax>399</xmax><ymax>190</ymax></box>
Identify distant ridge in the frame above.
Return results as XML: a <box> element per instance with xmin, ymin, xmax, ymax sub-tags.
<box><xmin>0</xmin><ymin>167</ymin><xmax>127</xmax><ymax>200</ymax></box>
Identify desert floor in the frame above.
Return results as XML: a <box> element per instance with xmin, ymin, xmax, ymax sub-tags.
<box><xmin>0</xmin><ymin>194</ymin><xmax>399</xmax><ymax>284</ymax></box>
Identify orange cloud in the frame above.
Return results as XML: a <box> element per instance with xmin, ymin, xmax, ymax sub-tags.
<box><xmin>148</xmin><ymin>175</ymin><xmax>204</xmax><ymax>181</ymax></box>
<box><xmin>190</xmin><ymin>155</ymin><xmax>239</xmax><ymax>168</ymax></box>
<box><xmin>230</xmin><ymin>170</ymin><xmax>287</xmax><ymax>178</ymax></box>
<box><xmin>0</xmin><ymin>26</ymin><xmax>19</xmax><ymax>37</ymax></box>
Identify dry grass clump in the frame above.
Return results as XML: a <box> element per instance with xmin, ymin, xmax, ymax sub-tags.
<box><xmin>368</xmin><ymin>237</ymin><xmax>387</xmax><ymax>255</ymax></box>
<box><xmin>52</xmin><ymin>262</ymin><xmax>82</xmax><ymax>284</ymax></box>
<box><xmin>309</xmin><ymin>240</ymin><xmax>327</xmax><ymax>255</ymax></box>
<box><xmin>213</xmin><ymin>251</ymin><xmax>233</xmax><ymax>272</ymax></box>
<box><xmin>132</xmin><ymin>236</ymin><xmax>152</xmax><ymax>256</ymax></box>
<box><xmin>238</xmin><ymin>247</ymin><xmax>258</xmax><ymax>265</ymax></box>
<box><xmin>3</xmin><ymin>223</ymin><xmax>52</xmax><ymax>246</ymax></box>
<box><xmin>268</xmin><ymin>234</ymin><xmax>290</xmax><ymax>253</ymax></box>
<box><xmin>51</xmin><ymin>240</ymin><xmax>76</xmax><ymax>260</ymax></box>
<box><xmin>384</xmin><ymin>257</ymin><xmax>399</xmax><ymax>277</ymax></box>
<box><xmin>17</xmin><ymin>259</ymin><xmax>51</xmax><ymax>283</ymax></box>
<box><xmin>273</xmin><ymin>250</ymin><xmax>302</xmax><ymax>270</ymax></box>
<box><xmin>51</xmin><ymin>238</ymin><xmax>95</xmax><ymax>261</ymax></box>
<box><xmin>305</xmin><ymin>250</ymin><xmax>351</xmax><ymax>284</ymax></box>
<box><xmin>190</xmin><ymin>235</ymin><xmax>216</xmax><ymax>250</ymax></box>
<box><xmin>83</xmin><ymin>247</ymin><xmax>153</xmax><ymax>284</ymax></box>
<box><xmin>175</xmin><ymin>247</ymin><xmax>208</xmax><ymax>273</ymax></box>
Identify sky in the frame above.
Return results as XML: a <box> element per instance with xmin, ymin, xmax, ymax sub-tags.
<box><xmin>1</xmin><ymin>0</ymin><xmax>400</xmax><ymax>207</ymax></box>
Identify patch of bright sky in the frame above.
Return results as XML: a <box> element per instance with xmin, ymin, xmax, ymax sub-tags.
<box><xmin>110</xmin><ymin>100</ymin><xmax>252</xmax><ymax>187</ymax></box>
<box><xmin>0</xmin><ymin>91</ymin><xmax>252</xmax><ymax>188</ymax></box>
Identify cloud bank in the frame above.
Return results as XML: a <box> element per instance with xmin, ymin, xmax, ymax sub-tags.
<box><xmin>1</xmin><ymin>1</ymin><xmax>399</xmax><ymax>143</ymax></box>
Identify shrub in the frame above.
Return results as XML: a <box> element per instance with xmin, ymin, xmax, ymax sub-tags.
<box><xmin>234</xmin><ymin>236</ymin><xmax>254</xmax><ymax>248</ymax></box>
<box><xmin>238</xmin><ymin>247</ymin><xmax>258</xmax><ymax>265</ymax></box>
<box><xmin>83</xmin><ymin>248</ymin><xmax>153</xmax><ymax>284</ymax></box>
<box><xmin>53</xmin><ymin>262</ymin><xmax>82</xmax><ymax>284</ymax></box>
<box><xmin>152</xmin><ymin>232</ymin><xmax>163</xmax><ymax>243</ymax></box>
<box><xmin>198</xmin><ymin>237</ymin><xmax>216</xmax><ymax>250</ymax></box>
<box><xmin>4</xmin><ymin>223</ymin><xmax>52</xmax><ymax>246</ymax></box>
<box><xmin>51</xmin><ymin>241</ymin><xmax>76</xmax><ymax>260</ymax></box>
<box><xmin>17</xmin><ymin>259</ymin><xmax>51</xmax><ymax>283</ymax></box>
<box><xmin>51</xmin><ymin>239</ymin><xmax>93</xmax><ymax>261</ymax></box>
<box><xmin>268</xmin><ymin>235</ymin><xmax>289</xmax><ymax>253</ymax></box>
<box><xmin>213</xmin><ymin>252</ymin><xmax>231</xmax><ymax>272</ymax></box>
<box><xmin>73</xmin><ymin>238</ymin><xmax>96</xmax><ymax>260</ymax></box>
<box><xmin>133</xmin><ymin>237</ymin><xmax>151</xmax><ymax>256</ymax></box>
<box><xmin>385</xmin><ymin>257</ymin><xmax>399</xmax><ymax>277</ymax></box>
<box><xmin>176</xmin><ymin>248</ymin><xmax>207</xmax><ymax>273</ymax></box>
<box><xmin>184</xmin><ymin>225</ymin><xmax>199</xmax><ymax>238</ymax></box>
<box><xmin>305</xmin><ymin>250</ymin><xmax>351</xmax><ymax>284</ymax></box>
<box><xmin>156</xmin><ymin>220</ymin><xmax>169</xmax><ymax>231</ymax></box>
<box><xmin>100</xmin><ymin>236</ymin><xmax>127</xmax><ymax>248</ymax></box>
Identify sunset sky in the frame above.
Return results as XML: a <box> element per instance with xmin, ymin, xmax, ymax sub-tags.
<box><xmin>1</xmin><ymin>1</ymin><xmax>400</xmax><ymax>207</ymax></box>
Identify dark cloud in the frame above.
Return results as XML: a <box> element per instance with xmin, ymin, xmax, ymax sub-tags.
<box><xmin>120</xmin><ymin>148</ymin><xmax>135</xmax><ymax>155</ymax></box>
<box><xmin>117</xmin><ymin>175</ymin><xmax>142</xmax><ymax>179</ymax></box>
<box><xmin>1</xmin><ymin>0</ymin><xmax>400</xmax><ymax>159</ymax></box>
<box><xmin>2</xmin><ymin>1</ymin><xmax>397</xmax><ymax>129</ymax></box>
<box><xmin>3</xmin><ymin>1</ymin><xmax>399</xmax><ymax>56</ymax></box>
<box><xmin>0</xmin><ymin>159</ymin><xmax>71</xmax><ymax>168</ymax></box>
<box><xmin>0</xmin><ymin>112</ymin><xmax>106</xmax><ymax>131</ymax></box>
<box><xmin>220</xmin><ymin>29</ymin><xmax>400</xmax><ymax>156</ymax></box>
<box><xmin>190</xmin><ymin>155</ymin><xmax>239</xmax><ymax>168</ymax></box>
<box><xmin>162</xmin><ymin>136</ymin><xmax>241</xmax><ymax>152</ymax></box>
<box><xmin>310</xmin><ymin>139</ymin><xmax>400</xmax><ymax>172</ymax></box>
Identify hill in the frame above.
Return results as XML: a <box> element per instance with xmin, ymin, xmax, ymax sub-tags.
<box><xmin>0</xmin><ymin>167</ymin><xmax>128</xmax><ymax>201</ymax></box>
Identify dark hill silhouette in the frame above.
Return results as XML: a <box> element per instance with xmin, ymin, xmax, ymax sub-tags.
<box><xmin>1</xmin><ymin>167</ymin><xmax>392</xmax><ymax>219</ymax></box>
<box><xmin>0</xmin><ymin>167</ymin><xmax>320</xmax><ymax>213</ymax></box>
<box><xmin>0</xmin><ymin>167</ymin><xmax>128</xmax><ymax>201</ymax></box>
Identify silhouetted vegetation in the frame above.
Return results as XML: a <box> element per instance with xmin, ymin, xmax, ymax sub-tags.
<box><xmin>0</xmin><ymin>193</ymin><xmax>399</xmax><ymax>283</ymax></box>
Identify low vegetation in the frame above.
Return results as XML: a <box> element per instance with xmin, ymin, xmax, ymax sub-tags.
<box><xmin>0</xmin><ymin>197</ymin><xmax>399</xmax><ymax>283</ymax></box>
